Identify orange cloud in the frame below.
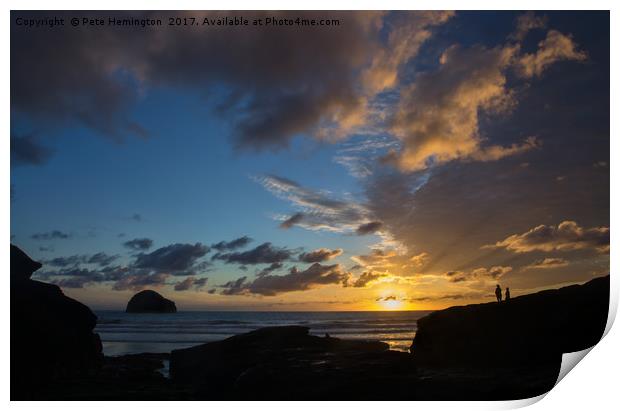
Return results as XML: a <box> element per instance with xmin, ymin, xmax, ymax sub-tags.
<box><xmin>517</xmin><ymin>30</ymin><xmax>586</xmax><ymax>78</ymax></box>
<box><xmin>387</xmin><ymin>43</ymin><xmax>538</xmax><ymax>171</ymax></box>
<box><xmin>489</xmin><ymin>221</ymin><xmax>609</xmax><ymax>253</ymax></box>
<box><xmin>525</xmin><ymin>257</ymin><xmax>569</xmax><ymax>270</ymax></box>
<box><xmin>445</xmin><ymin>266</ymin><xmax>512</xmax><ymax>283</ymax></box>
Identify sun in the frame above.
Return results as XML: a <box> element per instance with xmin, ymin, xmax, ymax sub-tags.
<box><xmin>378</xmin><ymin>298</ymin><xmax>404</xmax><ymax>311</ymax></box>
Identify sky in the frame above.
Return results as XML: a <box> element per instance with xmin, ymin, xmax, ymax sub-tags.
<box><xmin>10</xmin><ymin>11</ymin><xmax>609</xmax><ymax>311</ymax></box>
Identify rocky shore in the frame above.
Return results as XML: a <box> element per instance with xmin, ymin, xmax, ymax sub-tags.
<box><xmin>10</xmin><ymin>244</ymin><xmax>609</xmax><ymax>400</ymax></box>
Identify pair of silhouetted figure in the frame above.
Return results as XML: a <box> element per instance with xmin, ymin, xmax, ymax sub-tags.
<box><xmin>495</xmin><ymin>285</ymin><xmax>510</xmax><ymax>303</ymax></box>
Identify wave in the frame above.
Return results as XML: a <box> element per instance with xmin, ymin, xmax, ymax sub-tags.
<box><xmin>94</xmin><ymin>311</ymin><xmax>424</xmax><ymax>355</ymax></box>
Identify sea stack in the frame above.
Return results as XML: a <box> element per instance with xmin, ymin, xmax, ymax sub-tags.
<box><xmin>126</xmin><ymin>290</ymin><xmax>177</xmax><ymax>313</ymax></box>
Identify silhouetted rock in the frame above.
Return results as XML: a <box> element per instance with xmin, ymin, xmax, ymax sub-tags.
<box><xmin>35</xmin><ymin>352</ymin><xmax>197</xmax><ymax>400</ymax></box>
<box><xmin>412</xmin><ymin>275</ymin><xmax>609</xmax><ymax>368</ymax></box>
<box><xmin>126</xmin><ymin>290</ymin><xmax>177</xmax><ymax>313</ymax></box>
<box><xmin>10</xmin><ymin>244</ymin><xmax>103</xmax><ymax>400</ymax></box>
<box><xmin>170</xmin><ymin>326</ymin><xmax>415</xmax><ymax>399</ymax></box>
<box><xmin>11</xmin><ymin>244</ymin><xmax>42</xmax><ymax>282</ymax></box>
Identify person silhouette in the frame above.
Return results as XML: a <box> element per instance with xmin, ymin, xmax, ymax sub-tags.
<box><xmin>495</xmin><ymin>284</ymin><xmax>502</xmax><ymax>303</ymax></box>
<box><xmin>505</xmin><ymin>287</ymin><xmax>510</xmax><ymax>302</ymax></box>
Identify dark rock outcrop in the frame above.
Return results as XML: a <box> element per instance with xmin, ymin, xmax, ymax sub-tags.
<box><xmin>11</xmin><ymin>244</ymin><xmax>103</xmax><ymax>399</ymax></box>
<box><xmin>11</xmin><ymin>244</ymin><xmax>42</xmax><ymax>281</ymax></box>
<box><xmin>412</xmin><ymin>275</ymin><xmax>609</xmax><ymax>368</ymax></box>
<box><xmin>170</xmin><ymin>326</ymin><xmax>416</xmax><ymax>400</ymax></box>
<box><xmin>126</xmin><ymin>290</ymin><xmax>177</xmax><ymax>313</ymax></box>
<box><xmin>37</xmin><ymin>353</ymin><xmax>194</xmax><ymax>400</ymax></box>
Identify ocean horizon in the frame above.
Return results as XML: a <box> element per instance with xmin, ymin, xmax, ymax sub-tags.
<box><xmin>95</xmin><ymin>310</ymin><xmax>432</xmax><ymax>356</ymax></box>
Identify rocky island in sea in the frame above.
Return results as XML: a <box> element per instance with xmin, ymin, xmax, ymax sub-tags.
<box><xmin>126</xmin><ymin>290</ymin><xmax>177</xmax><ymax>313</ymax></box>
<box><xmin>10</xmin><ymin>244</ymin><xmax>609</xmax><ymax>400</ymax></box>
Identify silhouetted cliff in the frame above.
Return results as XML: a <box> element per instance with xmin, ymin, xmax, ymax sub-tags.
<box><xmin>11</xmin><ymin>245</ymin><xmax>103</xmax><ymax>399</ymax></box>
<box><xmin>412</xmin><ymin>275</ymin><xmax>609</xmax><ymax>368</ymax></box>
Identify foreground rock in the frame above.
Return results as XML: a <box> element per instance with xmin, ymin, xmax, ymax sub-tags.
<box><xmin>37</xmin><ymin>353</ymin><xmax>195</xmax><ymax>400</ymax></box>
<box><xmin>17</xmin><ymin>269</ymin><xmax>606</xmax><ymax>400</ymax></box>
<box><xmin>11</xmin><ymin>244</ymin><xmax>103</xmax><ymax>399</ymax></box>
<box><xmin>412</xmin><ymin>275</ymin><xmax>609</xmax><ymax>368</ymax></box>
<box><xmin>35</xmin><ymin>325</ymin><xmax>560</xmax><ymax>400</ymax></box>
<box><xmin>170</xmin><ymin>326</ymin><xmax>416</xmax><ymax>400</ymax></box>
<box><xmin>126</xmin><ymin>290</ymin><xmax>177</xmax><ymax>313</ymax></box>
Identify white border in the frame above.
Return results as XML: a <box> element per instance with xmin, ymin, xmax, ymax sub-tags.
<box><xmin>2</xmin><ymin>1</ymin><xmax>617</xmax><ymax>410</ymax></box>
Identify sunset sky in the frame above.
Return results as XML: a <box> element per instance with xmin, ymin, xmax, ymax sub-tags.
<box><xmin>10</xmin><ymin>11</ymin><xmax>609</xmax><ymax>311</ymax></box>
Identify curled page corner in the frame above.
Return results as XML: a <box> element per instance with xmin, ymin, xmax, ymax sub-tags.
<box><xmin>501</xmin><ymin>392</ymin><xmax>548</xmax><ymax>409</ymax></box>
<box><xmin>552</xmin><ymin>285</ymin><xmax>618</xmax><ymax>387</ymax></box>
<box><xmin>555</xmin><ymin>347</ymin><xmax>594</xmax><ymax>386</ymax></box>
<box><xmin>504</xmin><ymin>347</ymin><xmax>597</xmax><ymax>409</ymax></box>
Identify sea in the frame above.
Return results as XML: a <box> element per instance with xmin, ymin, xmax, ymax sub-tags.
<box><xmin>95</xmin><ymin>310</ymin><xmax>431</xmax><ymax>356</ymax></box>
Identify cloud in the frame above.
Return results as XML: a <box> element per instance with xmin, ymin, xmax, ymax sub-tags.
<box><xmin>12</xmin><ymin>11</ymin><xmax>454</xmax><ymax>149</ymax></box>
<box><xmin>376</xmin><ymin>295</ymin><xmax>397</xmax><ymax>302</ymax></box>
<box><xmin>31</xmin><ymin>230</ymin><xmax>71</xmax><ymax>240</ymax></box>
<box><xmin>11</xmin><ymin>135</ymin><xmax>52</xmax><ymax>166</ymax></box>
<box><xmin>517</xmin><ymin>30</ymin><xmax>587</xmax><ymax>78</ymax></box>
<box><xmin>36</xmin><ymin>240</ymin><xmax>215</xmax><ymax>291</ymax></box>
<box><xmin>333</xmin><ymin>155</ymin><xmax>374</xmax><ymax>179</ymax></box>
<box><xmin>258</xmin><ymin>175</ymin><xmax>371</xmax><ymax>233</ymax></box>
<box><xmin>134</xmin><ymin>242</ymin><xmax>210</xmax><ymax>275</ymax></box>
<box><xmin>36</xmin><ymin>266</ymin><xmax>120</xmax><ymax>288</ymax></box>
<box><xmin>123</xmin><ymin>238</ymin><xmax>154</xmax><ymax>251</ymax></box>
<box><xmin>212</xmin><ymin>236</ymin><xmax>252</xmax><ymax>251</ymax></box>
<box><xmin>257</xmin><ymin>262</ymin><xmax>284</xmax><ymax>277</ymax></box>
<box><xmin>444</xmin><ymin>271</ymin><xmax>467</xmax><ymax>283</ymax></box>
<box><xmin>361</xmin><ymin>11</ymin><xmax>454</xmax><ymax>93</ymax></box>
<box><xmin>44</xmin><ymin>255</ymin><xmax>85</xmax><ymax>267</ymax></box>
<box><xmin>51</xmin><ymin>277</ymin><xmax>95</xmax><ymax>289</ymax></box>
<box><xmin>112</xmin><ymin>273</ymin><xmax>169</xmax><ymax>291</ymax></box>
<box><xmin>351</xmin><ymin>248</ymin><xmax>398</xmax><ymax>269</ymax></box>
<box><xmin>220</xmin><ymin>276</ymin><xmax>248</xmax><ymax>295</ymax></box>
<box><xmin>298</xmin><ymin>248</ymin><xmax>343</xmax><ymax>263</ymax></box>
<box><xmin>510</xmin><ymin>12</ymin><xmax>547</xmax><ymax>41</ymax></box>
<box><xmin>174</xmin><ymin>276</ymin><xmax>208</xmax><ymax>291</ymax></box>
<box><xmin>410</xmin><ymin>252</ymin><xmax>429</xmax><ymax>268</ymax></box>
<box><xmin>489</xmin><ymin>221</ymin><xmax>609</xmax><ymax>253</ymax></box>
<box><xmin>279</xmin><ymin>212</ymin><xmax>304</xmax><ymax>229</ymax></box>
<box><xmin>220</xmin><ymin>263</ymin><xmax>350</xmax><ymax>296</ymax></box>
<box><xmin>37</xmin><ymin>267</ymin><xmax>102</xmax><ymax>280</ymax></box>
<box><xmin>87</xmin><ymin>252</ymin><xmax>119</xmax><ymax>267</ymax></box>
<box><xmin>99</xmin><ymin>265</ymin><xmax>131</xmax><ymax>281</ymax></box>
<box><xmin>408</xmin><ymin>292</ymin><xmax>486</xmax><ymax>302</ymax></box>
<box><xmin>466</xmin><ymin>136</ymin><xmax>541</xmax><ymax>162</ymax></box>
<box><xmin>384</xmin><ymin>18</ymin><xmax>586</xmax><ymax>172</ymax></box>
<box><xmin>355</xmin><ymin>221</ymin><xmax>383</xmax><ymax>235</ymax></box>
<box><xmin>351</xmin><ymin>271</ymin><xmax>386</xmax><ymax>287</ymax></box>
<box><xmin>212</xmin><ymin>242</ymin><xmax>294</xmax><ymax>265</ymax></box>
<box><xmin>333</xmin><ymin>135</ymin><xmax>402</xmax><ymax>179</ymax></box>
<box><xmin>131</xmin><ymin>213</ymin><xmax>143</xmax><ymax>222</ymax></box>
<box><xmin>364</xmin><ymin>89</ymin><xmax>609</xmax><ymax>285</ymax></box>
<box><xmin>445</xmin><ymin>266</ymin><xmax>512</xmax><ymax>283</ymax></box>
<box><xmin>387</xmin><ymin>43</ymin><xmax>542</xmax><ymax>171</ymax></box>
<box><xmin>525</xmin><ymin>257</ymin><xmax>569</xmax><ymax>270</ymax></box>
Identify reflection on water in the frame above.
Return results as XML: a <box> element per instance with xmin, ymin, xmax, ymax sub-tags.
<box><xmin>96</xmin><ymin>310</ymin><xmax>428</xmax><ymax>355</ymax></box>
